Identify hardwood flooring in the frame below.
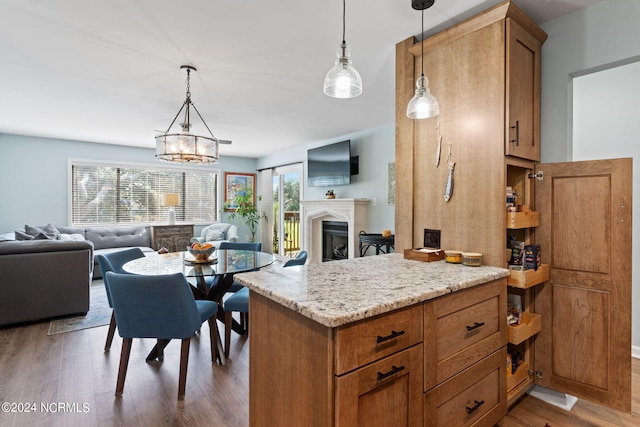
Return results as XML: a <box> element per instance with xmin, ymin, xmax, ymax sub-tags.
<box><xmin>0</xmin><ymin>318</ymin><xmax>638</xmax><ymax>427</ymax></box>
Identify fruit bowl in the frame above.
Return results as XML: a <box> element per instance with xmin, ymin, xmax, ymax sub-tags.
<box><xmin>187</xmin><ymin>244</ymin><xmax>215</xmax><ymax>262</ymax></box>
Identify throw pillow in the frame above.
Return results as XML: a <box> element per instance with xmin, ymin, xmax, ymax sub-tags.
<box><xmin>25</xmin><ymin>223</ymin><xmax>60</xmax><ymax>239</ymax></box>
<box><xmin>15</xmin><ymin>230</ymin><xmax>33</xmax><ymax>240</ymax></box>
<box><xmin>205</xmin><ymin>228</ymin><xmax>226</xmax><ymax>242</ymax></box>
<box><xmin>33</xmin><ymin>231</ymin><xmax>56</xmax><ymax>240</ymax></box>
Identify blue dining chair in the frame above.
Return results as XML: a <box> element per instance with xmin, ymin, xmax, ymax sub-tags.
<box><xmin>105</xmin><ymin>271</ymin><xmax>222</xmax><ymax>400</ymax></box>
<box><xmin>96</xmin><ymin>248</ymin><xmax>145</xmax><ymax>351</ymax></box>
<box><xmin>222</xmin><ymin>250</ymin><xmax>301</xmax><ymax>357</ymax></box>
<box><xmin>283</xmin><ymin>250</ymin><xmax>307</xmax><ymax>267</ymax></box>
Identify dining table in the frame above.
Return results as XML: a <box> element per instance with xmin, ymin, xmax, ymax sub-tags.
<box><xmin>122</xmin><ymin>249</ymin><xmax>276</xmax><ymax>362</ymax></box>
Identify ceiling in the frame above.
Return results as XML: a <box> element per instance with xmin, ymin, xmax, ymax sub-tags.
<box><xmin>0</xmin><ymin>0</ymin><xmax>601</xmax><ymax>159</ymax></box>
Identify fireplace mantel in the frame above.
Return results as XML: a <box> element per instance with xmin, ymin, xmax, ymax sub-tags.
<box><xmin>300</xmin><ymin>198</ymin><xmax>369</xmax><ymax>264</ymax></box>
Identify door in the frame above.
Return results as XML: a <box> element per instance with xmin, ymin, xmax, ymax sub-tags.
<box><xmin>534</xmin><ymin>158</ymin><xmax>632</xmax><ymax>412</ymax></box>
<box><xmin>272</xmin><ymin>164</ymin><xmax>302</xmax><ymax>257</ymax></box>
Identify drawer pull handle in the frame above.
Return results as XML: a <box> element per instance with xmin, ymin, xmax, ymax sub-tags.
<box><xmin>376</xmin><ymin>330</ymin><xmax>405</xmax><ymax>343</ymax></box>
<box><xmin>377</xmin><ymin>365</ymin><xmax>405</xmax><ymax>381</ymax></box>
<box><xmin>466</xmin><ymin>321</ymin><xmax>485</xmax><ymax>332</ymax></box>
<box><xmin>465</xmin><ymin>400</ymin><xmax>485</xmax><ymax>415</ymax></box>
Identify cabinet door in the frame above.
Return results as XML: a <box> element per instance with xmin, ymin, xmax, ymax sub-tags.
<box><xmin>535</xmin><ymin>158</ymin><xmax>632</xmax><ymax>412</ymax></box>
<box><xmin>335</xmin><ymin>345</ymin><xmax>423</xmax><ymax>427</ymax></box>
<box><xmin>505</xmin><ymin>19</ymin><xmax>541</xmax><ymax>161</ymax></box>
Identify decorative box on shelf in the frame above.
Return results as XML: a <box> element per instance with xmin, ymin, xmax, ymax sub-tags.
<box><xmin>508</xmin><ymin>312</ymin><xmax>542</xmax><ymax>345</ymax></box>
<box><xmin>506</xmin><ymin>211</ymin><xmax>540</xmax><ymax>229</ymax></box>
<box><xmin>403</xmin><ymin>248</ymin><xmax>444</xmax><ymax>262</ymax></box>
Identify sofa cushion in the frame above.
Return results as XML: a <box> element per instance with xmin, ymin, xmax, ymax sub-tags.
<box><xmin>86</xmin><ymin>225</ymin><xmax>150</xmax><ymax>250</ymax></box>
<box><xmin>15</xmin><ymin>230</ymin><xmax>34</xmax><ymax>240</ymax></box>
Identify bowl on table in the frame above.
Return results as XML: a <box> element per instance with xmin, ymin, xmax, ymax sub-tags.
<box><xmin>187</xmin><ymin>245</ymin><xmax>215</xmax><ymax>262</ymax></box>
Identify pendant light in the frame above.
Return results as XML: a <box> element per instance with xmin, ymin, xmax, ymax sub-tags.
<box><xmin>323</xmin><ymin>0</ymin><xmax>362</xmax><ymax>98</ymax></box>
<box><xmin>155</xmin><ymin>65</ymin><xmax>219</xmax><ymax>164</ymax></box>
<box><xmin>407</xmin><ymin>0</ymin><xmax>439</xmax><ymax>119</ymax></box>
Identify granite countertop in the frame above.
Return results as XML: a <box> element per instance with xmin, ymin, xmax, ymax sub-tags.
<box><xmin>233</xmin><ymin>253</ymin><xmax>509</xmax><ymax>328</ymax></box>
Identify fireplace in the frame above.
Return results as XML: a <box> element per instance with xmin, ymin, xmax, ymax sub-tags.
<box><xmin>300</xmin><ymin>198</ymin><xmax>369</xmax><ymax>264</ymax></box>
<box><xmin>322</xmin><ymin>221</ymin><xmax>348</xmax><ymax>261</ymax></box>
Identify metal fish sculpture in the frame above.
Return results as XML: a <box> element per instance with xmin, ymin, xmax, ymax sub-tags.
<box><xmin>435</xmin><ymin>136</ymin><xmax>442</xmax><ymax>167</ymax></box>
<box><xmin>444</xmin><ymin>161</ymin><xmax>455</xmax><ymax>202</ymax></box>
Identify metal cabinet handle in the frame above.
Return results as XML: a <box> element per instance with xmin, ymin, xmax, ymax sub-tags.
<box><xmin>511</xmin><ymin>120</ymin><xmax>520</xmax><ymax>146</ymax></box>
<box><xmin>376</xmin><ymin>330</ymin><xmax>405</xmax><ymax>343</ymax></box>
<box><xmin>377</xmin><ymin>365</ymin><xmax>405</xmax><ymax>381</ymax></box>
<box><xmin>465</xmin><ymin>400</ymin><xmax>485</xmax><ymax>414</ymax></box>
<box><xmin>465</xmin><ymin>321</ymin><xmax>485</xmax><ymax>332</ymax></box>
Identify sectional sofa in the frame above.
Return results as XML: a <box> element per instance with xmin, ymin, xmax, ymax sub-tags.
<box><xmin>0</xmin><ymin>224</ymin><xmax>154</xmax><ymax>326</ymax></box>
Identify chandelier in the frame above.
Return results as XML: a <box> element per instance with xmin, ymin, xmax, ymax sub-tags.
<box><xmin>155</xmin><ymin>65</ymin><xmax>219</xmax><ymax>164</ymax></box>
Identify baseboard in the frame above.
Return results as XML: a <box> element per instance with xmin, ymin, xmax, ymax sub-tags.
<box><xmin>527</xmin><ymin>385</ymin><xmax>578</xmax><ymax>411</ymax></box>
<box><xmin>633</xmin><ymin>345</ymin><xmax>640</xmax><ymax>359</ymax></box>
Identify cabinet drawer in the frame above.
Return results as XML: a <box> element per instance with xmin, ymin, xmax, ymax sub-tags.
<box><xmin>336</xmin><ymin>344</ymin><xmax>423</xmax><ymax>427</ymax></box>
<box><xmin>335</xmin><ymin>304</ymin><xmax>423</xmax><ymax>375</ymax></box>
<box><xmin>424</xmin><ymin>349</ymin><xmax>507</xmax><ymax>427</ymax></box>
<box><xmin>425</xmin><ymin>279</ymin><xmax>507</xmax><ymax>389</ymax></box>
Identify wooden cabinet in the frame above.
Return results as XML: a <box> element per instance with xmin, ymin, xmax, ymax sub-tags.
<box><xmin>249</xmin><ymin>280</ymin><xmax>507</xmax><ymax>427</ymax></box>
<box><xmin>505</xmin><ymin>19</ymin><xmax>542</xmax><ymax>161</ymax></box>
<box><xmin>150</xmin><ymin>224</ymin><xmax>193</xmax><ymax>252</ymax></box>
<box><xmin>424</xmin><ymin>279</ymin><xmax>507</xmax><ymax>427</ymax></box>
<box><xmin>395</xmin><ymin>0</ymin><xmax>631</xmax><ymax>415</ymax></box>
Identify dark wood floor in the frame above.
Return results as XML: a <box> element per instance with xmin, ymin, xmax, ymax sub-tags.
<box><xmin>0</xmin><ymin>317</ymin><xmax>638</xmax><ymax>427</ymax></box>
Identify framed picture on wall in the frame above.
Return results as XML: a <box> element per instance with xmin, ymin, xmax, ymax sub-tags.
<box><xmin>224</xmin><ymin>172</ymin><xmax>256</xmax><ymax>211</ymax></box>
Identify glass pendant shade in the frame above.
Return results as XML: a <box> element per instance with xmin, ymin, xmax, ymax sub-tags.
<box><xmin>407</xmin><ymin>75</ymin><xmax>439</xmax><ymax>119</ymax></box>
<box><xmin>155</xmin><ymin>128</ymin><xmax>219</xmax><ymax>163</ymax></box>
<box><xmin>324</xmin><ymin>42</ymin><xmax>362</xmax><ymax>98</ymax></box>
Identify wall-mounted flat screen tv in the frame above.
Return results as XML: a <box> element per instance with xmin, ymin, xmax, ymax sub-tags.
<box><xmin>307</xmin><ymin>140</ymin><xmax>352</xmax><ymax>187</ymax></box>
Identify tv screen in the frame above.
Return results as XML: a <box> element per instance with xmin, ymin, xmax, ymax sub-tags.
<box><xmin>308</xmin><ymin>140</ymin><xmax>351</xmax><ymax>187</ymax></box>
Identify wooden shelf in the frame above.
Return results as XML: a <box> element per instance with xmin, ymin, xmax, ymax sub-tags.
<box><xmin>508</xmin><ymin>312</ymin><xmax>542</xmax><ymax>345</ymax></box>
<box><xmin>506</xmin><ymin>211</ymin><xmax>540</xmax><ymax>229</ymax></box>
<box><xmin>507</xmin><ymin>360</ymin><xmax>530</xmax><ymax>391</ymax></box>
<box><xmin>507</xmin><ymin>264</ymin><xmax>549</xmax><ymax>288</ymax></box>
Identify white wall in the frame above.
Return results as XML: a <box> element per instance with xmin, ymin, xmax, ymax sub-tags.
<box><xmin>257</xmin><ymin>124</ymin><xmax>396</xmax><ymax>236</ymax></box>
<box><xmin>541</xmin><ymin>0</ymin><xmax>640</xmax><ymax>352</ymax></box>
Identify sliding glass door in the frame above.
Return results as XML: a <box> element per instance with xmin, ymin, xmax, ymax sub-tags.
<box><xmin>272</xmin><ymin>164</ymin><xmax>302</xmax><ymax>257</ymax></box>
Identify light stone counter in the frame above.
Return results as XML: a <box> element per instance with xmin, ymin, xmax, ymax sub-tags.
<box><xmin>233</xmin><ymin>253</ymin><xmax>509</xmax><ymax>328</ymax></box>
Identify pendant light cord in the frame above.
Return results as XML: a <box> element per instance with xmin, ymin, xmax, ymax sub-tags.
<box><xmin>342</xmin><ymin>0</ymin><xmax>346</xmax><ymax>43</ymax></box>
<box><xmin>420</xmin><ymin>9</ymin><xmax>424</xmax><ymax>78</ymax></box>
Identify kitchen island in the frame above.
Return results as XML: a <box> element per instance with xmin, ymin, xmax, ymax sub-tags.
<box><xmin>234</xmin><ymin>253</ymin><xmax>510</xmax><ymax>427</ymax></box>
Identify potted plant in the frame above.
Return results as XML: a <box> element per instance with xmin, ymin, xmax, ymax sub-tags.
<box><xmin>224</xmin><ymin>188</ymin><xmax>267</xmax><ymax>242</ymax></box>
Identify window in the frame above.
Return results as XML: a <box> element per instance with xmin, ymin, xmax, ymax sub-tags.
<box><xmin>70</xmin><ymin>160</ymin><xmax>219</xmax><ymax>225</ymax></box>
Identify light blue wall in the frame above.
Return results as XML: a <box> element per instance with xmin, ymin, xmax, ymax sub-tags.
<box><xmin>540</xmin><ymin>0</ymin><xmax>640</xmax><ymax>351</ymax></box>
<box><xmin>0</xmin><ymin>133</ymin><xmax>257</xmax><ymax>234</ymax></box>
<box><xmin>257</xmin><ymin>123</ymin><xmax>396</xmax><ymax>235</ymax></box>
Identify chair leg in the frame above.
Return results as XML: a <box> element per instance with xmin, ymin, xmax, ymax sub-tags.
<box><xmin>224</xmin><ymin>311</ymin><xmax>232</xmax><ymax>358</ymax></box>
<box><xmin>208</xmin><ymin>317</ymin><xmax>226</xmax><ymax>366</ymax></box>
<box><xmin>178</xmin><ymin>338</ymin><xmax>191</xmax><ymax>400</ymax></box>
<box><xmin>105</xmin><ymin>311</ymin><xmax>117</xmax><ymax>351</ymax></box>
<box><xmin>115</xmin><ymin>338</ymin><xmax>132</xmax><ymax>397</ymax></box>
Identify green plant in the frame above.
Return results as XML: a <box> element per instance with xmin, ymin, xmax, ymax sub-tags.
<box><xmin>224</xmin><ymin>189</ymin><xmax>267</xmax><ymax>242</ymax></box>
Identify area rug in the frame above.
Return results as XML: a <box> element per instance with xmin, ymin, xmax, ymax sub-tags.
<box><xmin>47</xmin><ymin>280</ymin><xmax>111</xmax><ymax>335</ymax></box>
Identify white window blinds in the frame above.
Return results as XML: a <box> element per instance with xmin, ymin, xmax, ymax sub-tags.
<box><xmin>70</xmin><ymin>161</ymin><xmax>218</xmax><ymax>225</ymax></box>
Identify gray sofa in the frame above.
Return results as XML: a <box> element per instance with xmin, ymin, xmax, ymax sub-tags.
<box><xmin>55</xmin><ymin>225</ymin><xmax>155</xmax><ymax>279</ymax></box>
<box><xmin>0</xmin><ymin>239</ymin><xmax>94</xmax><ymax>326</ymax></box>
<box><xmin>0</xmin><ymin>224</ymin><xmax>155</xmax><ymax>326</ymax></box>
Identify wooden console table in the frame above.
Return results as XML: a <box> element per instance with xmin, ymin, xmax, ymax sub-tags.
<box><xmin>150</xmin><ymin>224</ymin><xmax>194</xmax><ymax>252</ymax></box>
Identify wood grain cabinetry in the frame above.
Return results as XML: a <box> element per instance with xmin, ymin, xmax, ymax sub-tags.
<box><xmin>424</xmin><ymin>279</ymin><xmax>507</xmax><ymax>427</ymax></box>
<box><xmin>249</xmin><ymin>279</ymin><xmax>505</xmax><ymax>427</ymax></box>
<box><xmin>150</xmin><ymin>224</ymin><xmax>193</xmax><ymax>252</ymax></box>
